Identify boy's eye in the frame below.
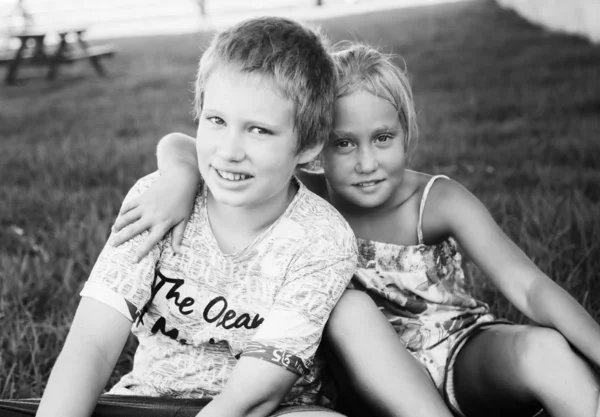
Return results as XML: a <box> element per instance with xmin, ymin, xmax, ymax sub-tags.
<box><xmin>250</xmin><ymin>127</ymin><xmax>272</xmax><ymax>135</ymax></box>
<box><xmin>207</xmin><ymin>116</ymin><xmax>225</xmax><ymax>125</ymax></box>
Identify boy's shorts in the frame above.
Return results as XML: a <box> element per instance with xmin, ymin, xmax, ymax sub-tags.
<box><xmin>0</xmin><ymin>396</ymin><xmax>340</xmax><ymax>417</ymax></box>
<box><xmin>412</xmin><ymin>318</ymin><xmax>543</xmax><ymax>417</ymax></box>
<box><xmin>271</xmin><ymin>405</ymin><xmax>340</xmax><ymax>416</ymax></box>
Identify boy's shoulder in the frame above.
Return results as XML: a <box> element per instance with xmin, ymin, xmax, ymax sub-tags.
<box><xmin>286</xmin><ymin>180</ymin><xmax>356</xmax><ymax>254</ymax></box>
<box><xmin>129</xmin><ymin>171</ymin><xmax>161</xmax><ymax>194</ymax></box>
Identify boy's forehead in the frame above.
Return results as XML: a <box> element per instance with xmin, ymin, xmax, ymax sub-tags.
<box><xmin>205</xmin><ymin>65</ymin><xmax>295</xmax><ymax>109</ymax></box>
<box><xmin>204</xmin><ymin>65</ymin><xmax>296</xmax><ymax>126</ymax></box>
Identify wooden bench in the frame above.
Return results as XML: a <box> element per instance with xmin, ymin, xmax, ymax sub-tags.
<box><xmin>2</xmin><ymin>27</ymin><xmax>116</xmax><ymax>84</ymax></box>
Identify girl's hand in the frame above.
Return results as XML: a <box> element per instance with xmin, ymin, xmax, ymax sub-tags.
<box><xmin>111</xmin><ymin>167</ymin><xmax>198</xmax><ymax>262</ymax></box>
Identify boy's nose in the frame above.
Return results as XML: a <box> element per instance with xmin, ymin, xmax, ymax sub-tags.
<box><xmin>355</xmin><ymin>148</ymin><xmax>379</xmax><ymax>174</ymax></box>
<box><xmin>216</xmin><ymin>131</ymin><xmax>245</xmax><ymax>162</ymax></box>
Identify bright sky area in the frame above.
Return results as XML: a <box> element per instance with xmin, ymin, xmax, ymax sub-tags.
<box><xmin>0</xmin><ymin>0</ymin><xmax>472</xmax><ymax>40</ymax></box>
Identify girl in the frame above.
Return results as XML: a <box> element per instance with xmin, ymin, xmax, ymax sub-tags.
<box><xmin>112</xmin><ymin>42</ymin><xmax>600</xmax><ymax>417</ymax></box>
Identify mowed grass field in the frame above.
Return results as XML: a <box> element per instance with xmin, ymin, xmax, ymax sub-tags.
<box><xmin>1</xmin><ymin>0</ymin><xmax>599</xmax><ymax>400</ymax></box>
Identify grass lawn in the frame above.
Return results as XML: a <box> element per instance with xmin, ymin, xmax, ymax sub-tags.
<box><xmin>1</xmin><ymin>0</ymin><xmax>599</xmax><ymax>401</ymax></box>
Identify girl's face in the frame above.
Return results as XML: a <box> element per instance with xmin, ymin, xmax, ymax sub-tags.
<box><xmin>322</xmin><ymin>89</ymin><xmax>407</xmax><ymax>210</ymax></box>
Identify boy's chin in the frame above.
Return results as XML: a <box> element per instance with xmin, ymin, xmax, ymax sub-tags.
<box><xmin>208</xmin><ymin>190</ymin><xmax>250</xmax><ymax>208</ymax></box>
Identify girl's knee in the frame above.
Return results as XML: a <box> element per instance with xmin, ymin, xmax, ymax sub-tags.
<box><xmin>514</xmin><ymin>327</ymin><xmax>573</xmax><ymax>373</ymax></box>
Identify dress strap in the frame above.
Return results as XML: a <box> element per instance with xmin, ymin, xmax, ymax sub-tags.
<box><xmin>417</xmin><ymin>175</ymin><xmax>450</xmax><ymax>244</ymax></box>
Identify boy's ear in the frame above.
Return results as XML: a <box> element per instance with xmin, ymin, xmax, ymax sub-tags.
<box><xmin>297</xmin><ymin>142</ymin><xmax>324</xmax><ymax>165</ymax></box>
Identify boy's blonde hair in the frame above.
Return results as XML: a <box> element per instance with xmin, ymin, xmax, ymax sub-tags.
<box><xmin>332</xmin><ymin>42</ymin><xmax>418</xmax><ymax>164</ymax></box>
<box><xmin>195</xmin><ymin>17</ymin><xmax>337</xmax><ymax>154</ymax></box>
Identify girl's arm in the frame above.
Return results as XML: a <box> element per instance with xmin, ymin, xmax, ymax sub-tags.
<box><xmin>37</xmin><ymin>297</ymin><xmax>132</xmax><ymax>417</ymax></box>
<box><xmin>111</xmin><ymin>135</ymin><xmax>327</xmax><ymax>262</ymax></box>
<box><xmin>427</xmin><ymin>179</ymin><xmax>600</xmax><ymax>368</ymax></box>
<box><xmin>111</xmin><ymin>133</ymin><xmax>199</xmax><ymax>262</ymax></box>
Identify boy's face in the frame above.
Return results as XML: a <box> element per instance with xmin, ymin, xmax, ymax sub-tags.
<box><xmin>322</xmin><ymin>89</ymin><xmax>407</xmax><ymax>209</ymax></box>
<box><xmin>196</xmin><ymin>66</ymin><xmax>312</xmax><ymax>209</ymax></box>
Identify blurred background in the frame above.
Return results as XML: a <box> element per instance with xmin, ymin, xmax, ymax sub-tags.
<box><xmin>1</xmin><ymin>0</ymin><xmax>599</xmax><ymax>402</ymax></box>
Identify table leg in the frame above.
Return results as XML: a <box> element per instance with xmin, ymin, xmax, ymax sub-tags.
<box><xmin>76</xmin><ymin>33</ymin><xmax>107</xmax><ymax>77</ymax></box>
<box><xmin>47</xmin><ymin>34</ymin><xmax>69</xmax><ymax>80</ymax></box>
<box><xmin>5</xmin><ymin>40</ymin><xmax>27</xmax><ymax>85</ymax></box>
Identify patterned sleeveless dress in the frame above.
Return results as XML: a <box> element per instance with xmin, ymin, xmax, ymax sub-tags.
<box><xmin>351</xmin><ymin>175</ymin><xmax>506</xmax><ymax>415</ymax></box>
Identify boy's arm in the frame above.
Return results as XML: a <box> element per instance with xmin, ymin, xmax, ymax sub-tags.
<box><xmin>38</xmin><ymin>174</ymin><xmax>162</xmax><ymax>416</ymax></box>
<box><xmin>112</xmin><ymin>133</ymin><xmax>199</xmax><ymax>261</ymax></box>
<box><xmin>196</xmin><ymin>357</ymin><xmax>298</xmax><ymax>417</ymax></box>
<box><xmin>37</xmin><ymin>297</ymin><xmax>132</xmax><ymax>417</ymax></box>
<box><xmin>429</xmin><ymin>179</ymin><xmax>600</xmax><ymax>368</ymax></box>
<box><xmin>199</xmin><ymin>229</ymin><xmax>357</xmax><ymax>417</ymax></box>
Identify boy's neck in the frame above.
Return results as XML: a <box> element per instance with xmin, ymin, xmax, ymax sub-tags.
<box><xmin>206</xmin><ymin>181</ymin><xmax>298</xmax><ymax>254</ymax></box>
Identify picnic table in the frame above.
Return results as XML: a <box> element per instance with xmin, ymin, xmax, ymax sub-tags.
<box><xmin>1</xmin><ymin>27</ymin><xmax>115</xmax><ymax>85</ymax></box>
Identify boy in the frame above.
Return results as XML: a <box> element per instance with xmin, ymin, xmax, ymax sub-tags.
<box><xmin>34</xmin><ymin>16</ymin><xmax>357</xmax><ymax>417</ymax></box>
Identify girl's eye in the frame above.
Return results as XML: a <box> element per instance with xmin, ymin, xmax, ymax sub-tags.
<box><xmin>207</xmin><ymin>116</ymin><xmax>225</xmax><ymax>125</ymax></box>
<box><xmin>374</xmin><ymin>134</ymin><xmax>392</xmax><ymax>144</ymax></box>
<box><xmin>335</xmin><ymin>140</ymin><xmax>353</xmax><ymax>149</ymax></box>
<box><xmin>250</xmin><ymin>127</ymin><xmax>272</xmax><ymax>135</ymax></box>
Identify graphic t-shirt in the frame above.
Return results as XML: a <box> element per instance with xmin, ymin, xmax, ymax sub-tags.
<box><xmin>80</xmin><ymin>172</ymin><xmax>357</xmax><ymax>405</ymax></box>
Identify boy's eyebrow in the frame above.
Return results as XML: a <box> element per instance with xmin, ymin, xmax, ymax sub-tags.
<box><xmin>201</xmin><ymin>107</ymin><xmax>221</xmax><ymax>115</ymax></box>
<box><xmin>246</xmin><ymin>119</ymin><xmax>280</xmax><ymax>129</ymax></box>
<box><xmin>201</xmin><ymin>109</ymin><xmax>282</xmax><ymax>130</ymax></box>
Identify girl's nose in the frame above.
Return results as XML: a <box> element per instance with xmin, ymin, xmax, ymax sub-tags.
<box><xmin>356</xmin><ymin>147</ymin><xmax>378</xmax><ymax>174</ymax></box>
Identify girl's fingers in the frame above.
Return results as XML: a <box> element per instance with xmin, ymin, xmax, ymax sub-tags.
<box><xmin>112</xmin><ymin>208</ymin><xmax>142</xmax><ymax>232</ymax></box>
<box><xmin>118</xmin><ymin>198</ymin><xmax>139</xmax><ymax>215</ymax></box>
<box><xmin>170</xmin><ymin>221</ymin><xmax>187</xmax><ymax>254</ymax></box>
<box><xmin>111</xmin><ymin>220</ymin><xmax>149</xmax><ymax>247</ymax></box>
<box><xmin>134</xmin><ymin>227</ymin><xmax>168</xmax><ymax>262</ymax></box>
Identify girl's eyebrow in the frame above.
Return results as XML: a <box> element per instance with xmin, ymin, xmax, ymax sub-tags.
<box><xmin>372</xmin><ymin>125</ymin><xmax>397</xmax><ymax>136</ymax></box>
<box><xmin>331</xmin><ymin>130</ymin><xmax>355</xmax><ymax>139</ymax></box>
<box><xmin>332</xmin><ymin>124</ymin><xmax>400</xmax><ymax>139</ymax></box>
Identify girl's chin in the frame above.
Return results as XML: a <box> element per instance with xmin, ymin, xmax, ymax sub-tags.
<box><xmin>344</xmin><ymin>194</ymin><xmax>391</xmax><ymax>210</ymax></box>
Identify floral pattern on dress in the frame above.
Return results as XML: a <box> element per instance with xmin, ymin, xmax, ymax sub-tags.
<box><xmin>354</xmin><ymin>237</ymin><xmax>490</xmax><ymax>351</ymax></box>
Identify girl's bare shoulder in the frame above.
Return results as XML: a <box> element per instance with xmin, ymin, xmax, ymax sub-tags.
<box><xmin>407</xmin><ymin>170</ymin><xmax>472</xmax><ymax>241</ymax></box>
<box><xmin>404</xmin><ymin>170</ymin><xmax>444</xmax><ymax>201</ymax></box>
<box><xmin>407</xmin><ymin>170</ymin><xmax>466</xmax><ymax>204</ymax></box>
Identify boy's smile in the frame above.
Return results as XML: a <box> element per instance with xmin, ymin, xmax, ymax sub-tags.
<box><xmin>214</xmin><ymin>169</ymin><xmax>253</xmax><ymax>182</ymax></box>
